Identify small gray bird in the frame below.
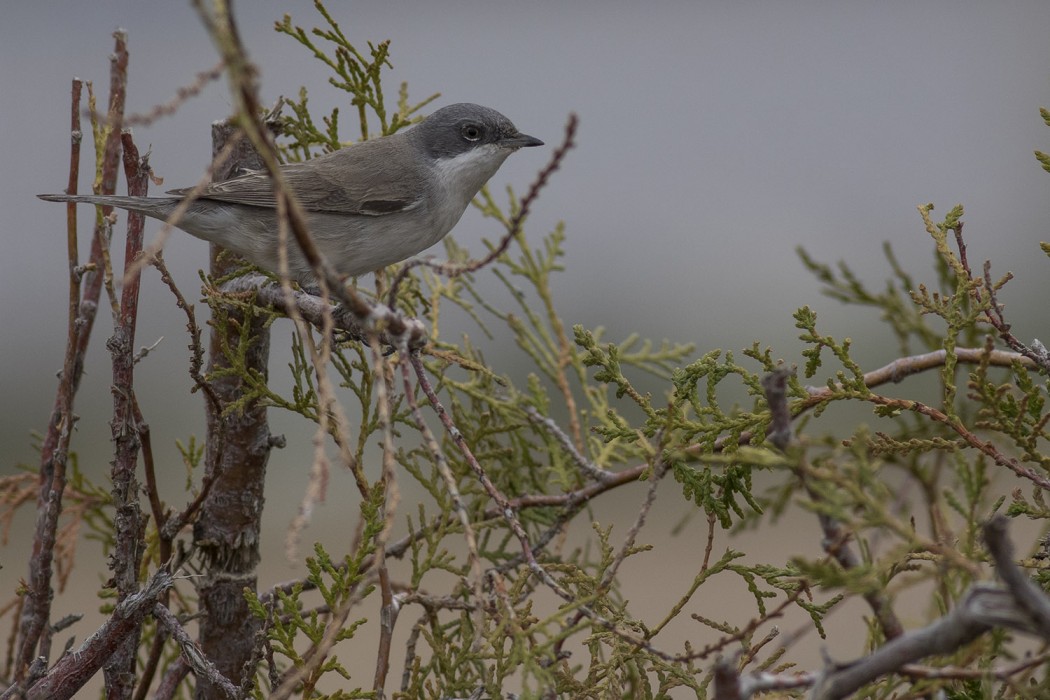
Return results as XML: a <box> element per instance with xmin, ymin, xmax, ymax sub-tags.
<box><xmin>39</xmin><ymin>103</ymin><xmax>542</xmax><ymax>283</ymax></box>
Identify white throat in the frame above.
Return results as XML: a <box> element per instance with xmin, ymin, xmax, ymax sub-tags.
<box><xmin>430</xmin><ymin>144</ymin><xmax>513</xmax><ymax>208</ymax></box>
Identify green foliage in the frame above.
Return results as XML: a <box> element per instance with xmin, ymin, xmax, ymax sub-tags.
<box><xmin>1035</xmin><ymin>107</ymin><xmax>1050</xmax><ymax>174</ymax></box>
<box><xmin>274</xmin><ymin>0</ymin><xmax>438</xmax><ymax>156</ymax></box>
<box><xmin>11</xmin><ymin>5</ymin><xmax>1047</xmax><ymax>698</ymax></box>
<box><xmin>246</xmin><ymin>495</ymin><xmax>382</xmax><ymax>697</ymax></box>
<box><xmin>195</xmin><ymin>8</ymin><xmax>1050</xmax><ymax>697</ymax></box>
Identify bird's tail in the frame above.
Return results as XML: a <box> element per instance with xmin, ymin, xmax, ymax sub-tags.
<box><xmin>37</xmin><ymin>193</ymin><xmax>179</xmax><ymax>218</ymax></box>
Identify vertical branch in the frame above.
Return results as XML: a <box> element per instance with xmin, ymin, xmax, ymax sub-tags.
<box><xmin>761</xmin><ymin>368</ymin><xmax>904</xmax><ymax>642</ymax></box>
<box><xmin>370</xmin><ymin>339</ymin><xmax>401</xmax><ymax>699</ymax></box>
<box><xmin>19</xmin><ymin>571</ymin><xmax>173</xmax><ymax>700</ymax></box>
<box><xmin>102</xmin><ymin>130</ymin><xmax>150</xmax><ymax>699</ymax></box>
<box><xmin>14</xmin><ymin>77</ymin><xmax>84</xmax><ymax>683</ymax></box>
<box><xmin>192</xmin><ymin>120</ymin><xmax>277</xmax><ymax>700</ymax></box>
<box><xmin>16</xmin><ymin>30</ymin><xmax>128</xmax><ymax>679</ymax></box>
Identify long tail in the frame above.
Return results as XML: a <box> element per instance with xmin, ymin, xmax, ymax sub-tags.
<box><xmin>37</xmin><ymin>193</ymin><xmax>180</xmax><ymax>219</ymax></box>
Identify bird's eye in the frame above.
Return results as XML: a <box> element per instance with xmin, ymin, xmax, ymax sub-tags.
<box><xmin>461</xmin><ymin>123</ymin><xmax>483</xmax><ymax>141</ymax></box>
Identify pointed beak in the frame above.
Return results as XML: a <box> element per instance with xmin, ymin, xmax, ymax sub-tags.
<box><xmin>500</xmin><ymin>131</ymin><xmax>544</xmax><ymax>149</ymax></box>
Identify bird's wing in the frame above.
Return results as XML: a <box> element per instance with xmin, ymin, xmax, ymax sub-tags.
<box><xmin>168</xmin><ymin>140</ymin><xmax>427</xmax><ymax>216</ymax></box>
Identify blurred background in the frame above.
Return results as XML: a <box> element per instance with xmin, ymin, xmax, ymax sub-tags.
<box><xmin>2</xmin><ymin>1</ymin><xmax>1050</xmax><ymax>695</ymax></box>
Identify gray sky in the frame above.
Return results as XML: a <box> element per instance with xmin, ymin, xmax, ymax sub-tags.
<box><xmin>6</xmin><ymin>2</ymin><xmax>1049</xmax><ymax>455</ymax></box>
<box><xmin>2</xmin><ymin>1</ymin><xmax>1050</xmax><ymax>688</ymax></box>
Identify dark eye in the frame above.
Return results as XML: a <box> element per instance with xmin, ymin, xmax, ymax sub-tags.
<box><xmin>461</xmin><ymin>123</ymin><xmax>483</xmax><ymax>141</ymax></box>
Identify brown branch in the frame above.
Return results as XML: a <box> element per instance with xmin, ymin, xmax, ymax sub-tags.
<box><xmin>152</xmin><ymin>604</ymin><xmax>240</xmax><ymax>700</ymax></box>
<box><xmin>899</xmin><ymin>650</ymin><xmax>1050</xmax><ymax>681</ymax></box>
<box><xmin>732</xmin><ymin>517</ymin><xmax>1047</xmax><ymax>699</ymax></box>
<box><xmin>128</xmin><ymin>189</ymin><xmax>172</xmax><ymax>700</ymax></box>
<box><xmin>399</xmin><ymin>616</ymin><xmax>427</xmax><ymax>695</ymax></box>
<box><xmin>806</xmin><ymin>347</ymin><xmax>1037</xmax><ymax>402</ymax></box>
<box><xmin>373</xmin><ymin>561</ymin><xmax>398</xmax><ymax>698</ymax></box>
<box><xmin>192</xmin><ymin>116</ymin><xmax>277</xmax><ymax>699</ymax></box>
<box><xmin>102</xmin><ymin>128</ymin><xmax>150</xmax><ymax>700</ymax></box>
<box><xmin>705</xmin><ymin>346</ymin><xmax>1040</xmax><ymax>455</ymax></box>
<box><xmin>17</xmin><ymin>28</ymin><xmax>129</xmax><ymax>677</ymax></box>
<box><xmin>524</xmin><ymin>405</ymin><xmax>612</xmax><ymax>483</ymax></box>
<box><xmin>370</xmin><ymin>337</ymin><xmax>401</xmax><ymax>699</ymax></box>
<box><xmin>91</xmin><ymin>61</ymin><xmax>225</xmax><ymax>128</ymax></box>
<box><xmin>762</xmin><ymin>368</ymin><xmax>905</xmax><ymax>641</ymax></box>
<box><xmin>11</xmin><ymin>570</ymin><xmax>173</xmax><ymax>700</ymax></box>
<box><xmin>864</xmin><ymin>393</ymin><xmax>1050</xmax><ymax>490</ymax></box>
<box><xmin>983</xmin><ymin>515</ymin><xmax>1050</xmax><ymax>638</ymax></box>
<box><xmin>219</xmin><ymin>273</ymin><xmax>428</xmax><ymax>350</ymax></box>
<box><xmin>13</xmin><ymin>74</ymin><xmax>86</xmax><ymax>683</ymax></box>
<box><xmin>398</xmin><ymin>347</ymin><xmax>486</xmax><ymax>636</ymax></box>
<box><xmin>151</xmin><ymin>657</ymin><xmax>190</xmax><ymax>700</ymax></box>
<box><xmin>982</xmin><ymin>260</ymin><xmax>1050</xmax><ymax>373</ymax></box>
<box><xmin>409</xmin><ymin>352</ymin><xmax>563</xmax><ymax>594</ymax></box>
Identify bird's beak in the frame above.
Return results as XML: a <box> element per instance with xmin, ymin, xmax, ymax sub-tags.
<box><xmin>500</xmin><ymin>132</ymin><xmax>544</xmax><ymax>149</ymax></box>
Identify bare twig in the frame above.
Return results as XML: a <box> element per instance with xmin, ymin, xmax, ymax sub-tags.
<box><xmin>742</xmin><ymin>518</ymin><xmax>1048</xmax><ymax>700</ymax></box>
<box><xmin>983</xmin><ymin>515</ymin><xmax>1050</xmax><ymax>638</ymax></box>
<box><xmin>762</xmin><ymin>368</ymin><xmax>905</xmax><ymax>643</ymax></box>
<box><xmin>399</xmin><ymin>347</ymin><xmax>486</xmax><ymax>639</ymax></box>
<box><xmin>864</xmin><ymin>393</ymin><xmax>1050</xmax><ymax>490</ymax></box>
<box><xmin>706</xmin><ymin>346</ymin><xmax>1040</xmax><ymax>455</ymax></box>
<box><xmin>151</xmin><ymin>657</ymin><xmax>190</xmax><ymax>700</ymax></box>
<box><xmin>899</xmin><ymin>650</ymin><xmax>1050</xmax><ymax>681</ymax></box>
<box><xmin>14</xmin><ymin>74</ymin><xmax>86</xmax><ymax>681</ymax></box>
<box><xmin>102</xmin><ymin>128</ymin><xmax>150</xmax><ymax>700</ymax></box>
<box><xmin>524</xmin><ymin>406</ymin><xmax>612</xmax><ymax>483</ymax></box>
<box><xmin>90</xmin><ymin>61</ymin><xmax>224</xmax><ymax>128</ymax></box>
<box><xmin>982</xmin><ymin>260</ymin><xmax>1050</xmax><ymax>373</ymax></box>
<box><xmin>18</xmin><ymin>30</ymin><xmax>128</xmax><ymax>678</ymax></box>
<box><xmin>151</xmin><ymin>254</ymin><xmax>219</xmax><ymax>409</ymax></box>
<box><xmin>220</xmin><ymin>274</ymin><xmax>429</xmax><ymax>348</ymax></box>
<box><xmin>152</xmin><ymin>604</ymin><xmax>240</xmax><ymax>700</ymax></box>
<box><xmin>369</xmin><ymin>335</ymin><xmax>401</xmax><ymax>699</ymax></box>
<box><xmin>11</xmin><ymin>570</ymin><xmax>173</xmax><ymax>700</ymax></box>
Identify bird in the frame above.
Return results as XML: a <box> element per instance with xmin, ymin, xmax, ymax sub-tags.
<box><xmin>38</xmin><ymin>103</ymin><xmax>543</xmax><ymax>283</ymax></box>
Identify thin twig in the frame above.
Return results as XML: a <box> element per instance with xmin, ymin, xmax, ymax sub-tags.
<box><xmin>399</xmin><ymin>349</ymin><xmax>486</xmax><ymax>635</ymax></box>
<box><xmin>984</xmin><ymin>515</ymin><xmax>1050</xmax><ymax>638</ymax></box>
<box><xmin>982</xmin><ymin>260</ymin><xmax>1050</xmax><ymax>373</ymax></box>
<box><xmin>152</xmin><ymin>604</ymin><xmax>240</xmax><ymax>700</ymax></box>
<box><xmin>369</xmin><ymin>334</ymin><xmax>401</xmax><ymax>699</ymax></box>
<box><xmin>90</xmin><ymin>61</ymin><xmax>224</xmax><ymax>128</ymax></box>
<box><xmin>102</xmin><ymin>127</ymin><xmax>150</xmax><ymax>700</ymax></box>
<box><xmin>706</xmin><ymin>346</ymin><xmax>1040</xmax><ymax>455</ymax></box>
<box><xmin>13</xmin><ymin>570</ymin><xmax>172</xmax><ymax>700</ymax></box>
<box><xmin>524</xmin><ymin>406</ymin><xmax>611</xmax><ymax>483</ymax></box>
